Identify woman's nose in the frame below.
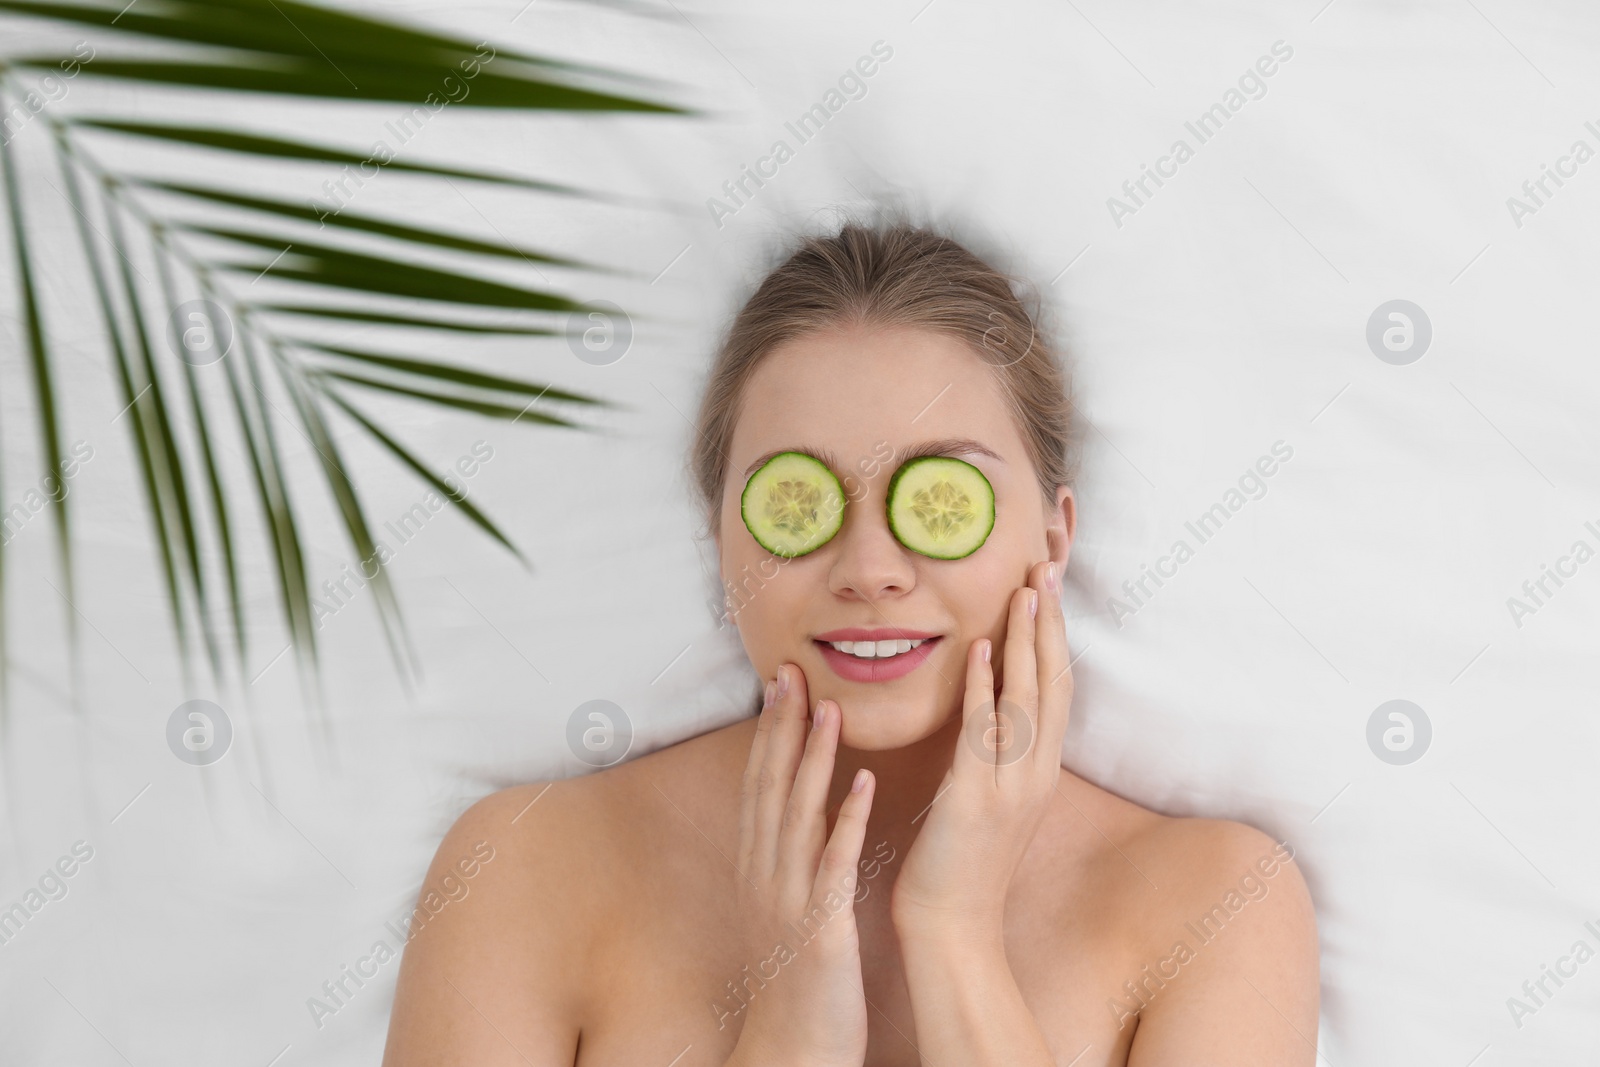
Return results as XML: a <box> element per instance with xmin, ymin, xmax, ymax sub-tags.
<box><xmin>824</xmin><ymin>490</ymin><xmax>917</xmax><ymax>600</ymax></box>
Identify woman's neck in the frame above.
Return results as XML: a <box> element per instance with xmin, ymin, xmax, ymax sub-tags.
<box><xmin>828</xmin><ymin>711</ymin><xmax>963</xmax><ymax>861</ymax></box>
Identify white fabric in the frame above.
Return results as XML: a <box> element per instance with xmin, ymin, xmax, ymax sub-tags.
<box><xmin>1</xmin><ymin>1</ymin><xmax>1596</xmax><ymax>1063</ymax></box>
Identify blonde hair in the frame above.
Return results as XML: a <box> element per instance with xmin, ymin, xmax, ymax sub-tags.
<box><xmin>688</xmin><ymin>218</ymin><xmax>1078</xmax><ymax>542</ymax></box>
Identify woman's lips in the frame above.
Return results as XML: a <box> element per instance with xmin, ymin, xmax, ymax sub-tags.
<box><xmin>814</xmin><ymin>636</ymin><xmax>942</xmax><ymax>683</ymax></box>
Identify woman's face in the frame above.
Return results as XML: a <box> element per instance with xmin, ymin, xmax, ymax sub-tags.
<box><xmin>714</xmin><ymin>323</ymin><xmax>1076</xmax><ymax>751</ymax></box>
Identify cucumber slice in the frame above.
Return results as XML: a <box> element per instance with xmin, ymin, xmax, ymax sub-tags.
<box><xmin>741</xmin><ymin>451</ymin><xmax>846</xmax><ymax>557</ymax></box>
<box><xmin>886</xmin><ymin>456</ymin><xmax>995</xmax><ymax>559</ymax></box>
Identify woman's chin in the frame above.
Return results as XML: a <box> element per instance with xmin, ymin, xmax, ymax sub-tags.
<box><xmin>835</xmin><ymin>704</ymin><xmax>956</xmax><ymax>753</ymax></box>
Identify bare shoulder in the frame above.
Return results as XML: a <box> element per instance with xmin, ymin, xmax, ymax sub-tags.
<box><xmin>1047</xmin><ymin>770</ymin><xmax>1313</xmax><ymax>923</ymax></box>
<box><xmin>381</xmin><ymin>774</ymin><xmax>620</xmax><ymax>1066</ymax></box>
<box><xmin>382</xmin><ymin>719</ymin><xmax>752</xmax><ymax>1066</ymax></box>
<box><xmin>1130</xmin><ymin>807</ymin><xmax>1316</xmax><ymax>960</ymax></box>
<box><xmin>1056</xmin><ymin>774</ymin><xmax>1320</xmax><ymax>1062</ymax></box>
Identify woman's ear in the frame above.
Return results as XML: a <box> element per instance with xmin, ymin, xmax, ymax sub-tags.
<box><xmin>1048</xmin><ymin>484</ymin><xmax>1076</xmax><ymax>572</ymax></box>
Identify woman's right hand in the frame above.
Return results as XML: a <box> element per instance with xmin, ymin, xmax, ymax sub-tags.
<box><xmin>728</xmin><ymin>663</ymin><xmax>877</xmax><ymax>1067</ymax></box>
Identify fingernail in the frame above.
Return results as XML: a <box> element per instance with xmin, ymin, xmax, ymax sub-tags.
<box><xmin>1046</xmin><ymin>561</ymin><xmax>1059</xmax><ymax>592</ymax></box>
<box><xmin>777</xmin><ymin>666</ymin><xmax>790</xmax><ymax>698</ymax></box>
<box><xmin>983</xmin><ymin>639</ymin><xmax>991</xmax><ymax>665</ymax></box>
<box><xmin>812</xmin><ymin>700</ymin><xmax>825</xmax><ymax>730</ymax></box>
<box><xmin>763</xmin><ymin>680</ymin><xmax>775</xmax><ymax>708</ymax></box>
<box><xmin>852</xmin><ymin>768</ymin><xmax>868</xmax><ymax>793</ymax></box>
<box><xmin>1029</xmin><ymin>589</ymin><xmax>1039</xmax><ymax>618</ymax></box>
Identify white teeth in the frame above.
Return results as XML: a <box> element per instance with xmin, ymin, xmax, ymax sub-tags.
<box><xmin>827</xmin><ymin>638</ymin><xmax>925</xmax><ymax>659</ymax></box>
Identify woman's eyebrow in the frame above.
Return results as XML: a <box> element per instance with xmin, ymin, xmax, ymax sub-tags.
<box><xmin>741</xmin><ymin>444</ymin><xmax>841</xmax><ymax>478</ymax></box>
<box><xmin>895</xmin><ymin>437</ymin><xmax>1006</xmax><ymax>466</ymax></box>
<box><xmin>740</xmin><ymin>438</ymin><xmax>1004</xmax><ymax>478</ymax></box>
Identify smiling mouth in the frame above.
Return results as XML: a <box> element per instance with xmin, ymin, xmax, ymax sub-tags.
<box><xmin>814</xmin><ymin>635</ymin><xmax>943</xmax><ymax>661</ymax></box>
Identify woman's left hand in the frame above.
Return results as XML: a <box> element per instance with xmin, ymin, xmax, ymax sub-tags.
<box><xmin>889</xmin><ymin>558</ymin><xmax>1075</xmax><ymax>943</ymax></box>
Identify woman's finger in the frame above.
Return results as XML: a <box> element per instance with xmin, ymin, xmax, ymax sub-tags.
<box><xmin>776</xmin><ymin>697</ymin><xmax>840</xmax><ymax>896</ymax></box>
<box><xmin>752</xmin><ymin>663</ymin><xmax>810</xmax><ymax>879</ymax></box>
<box><xmin>812</xmin><ymin>766</ymin><xmax>875</xmax><ymax>928</ymax></box>
<box><xmin>738</xmin><ymin>676</ymin><xmax>779</xmax><ymax>873</ymax></box>
<box><xmin>954</xmin><ymin>634</ymin><xmax>997</xmax><ymax>774</ymax></box>
<box><xmin>1034</xmin><ymin>559</ymin><xmax>1073</xmax><ymax>772</ymax></box>
<box><xmin>998</xmin><ymin>574</ymin><xmax>1042</xmax><ymax>775</ymax></box>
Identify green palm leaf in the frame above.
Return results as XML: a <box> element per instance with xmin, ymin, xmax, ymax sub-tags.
<box><xmin>256</xmin><ymin>305</ymin><xmax>563</xmax><ymax>335</ymax></box>
<box><xmin>3</xmin><ymin>0</ymin><xmax>686</xmax><ymax>111</ymax></box>
<box><xmin>144</xmin><ymin>181</ymin><xmax>593</xmax><ymax>269</ymax></box>
<box><xmin>272</xmin><ymin>346</ymin><xmax>417</xmax><ymax>693</ymax></box>
<box><xmin>30</xmin><ymin>59</ymin><xmax>682</xmax><ymax>111</ymax></box>
<box><xmin>47</xmin><ymin>132</ymin><xmax>188</xmax><ymax>664</ymax></box>
<box><xmin>200</xmin><ymin>228</ymin><xmax>586</xmax><ymax>310</ymax></box>
<box><xmin>309</xmin><ymin>367</ymin><xmax>585</xmax><ymax>426</ymax></box>
<box><xmin>0</xmin><ymin>0</ymin><xmax>678</xmax><ymax>92</ymax></box>
<box><xmin>0</xmin><ymin>0</ymin><xmax>683</xmax><ymax>710</ymax></box>
<box><xmin>78</xmin><ymin>121</ymin><xmax>588</xmax><ymax>197</ymax></box>
<box><xmin>223</xmin><ymin>324</ymin><xmax>319</xmax><ymax>688</ymax></box>
<box><xmin>293</xmin><ymin>341</ymin><xmax>606</xmax><ymax>405</ymax></box>
<box><xmin>155</xmin><ymin>241</ymin><xmax>243</xmax><ymax>681</ymax></box>
<box><xmin>104</xmin><ymin>193</ymin><xmax>222</xmax><ymax>682</ymax></box>
<box><xmin>321</xmin><ymin>389</ymin><xmax>526</xmax><ymax>566</ymax></box>
<box><xmin>0</xmin><ymin>94</ymin><xmax>71</xmax><ymax>604</ymax></box>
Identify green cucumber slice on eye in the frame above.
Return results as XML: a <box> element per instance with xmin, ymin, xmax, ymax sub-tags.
<box><xmin>741</xmin><ymin>451</ymin><xmax>846</xmax><ymax>557</ymax></box>
<box><xmin>885</xmin><ymin>456</ymin><xmax>995</xmax><ymax>559</ymax></box>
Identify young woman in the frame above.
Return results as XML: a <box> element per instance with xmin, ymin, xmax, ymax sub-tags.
<box><xmin>382</xmin><ymin>221</ymin><xmax>1320</xmax><ymax>1065</ymax></box>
